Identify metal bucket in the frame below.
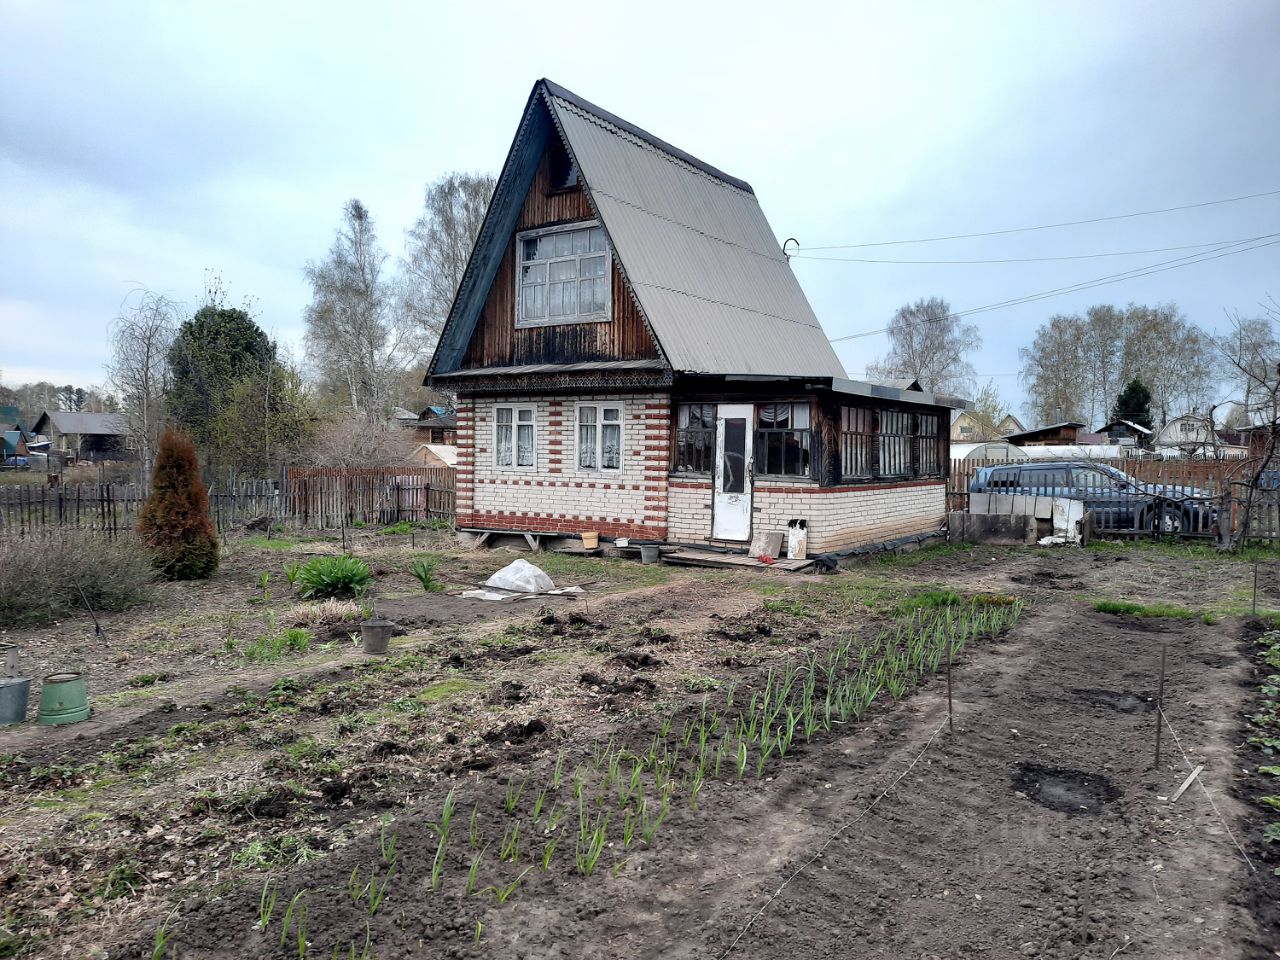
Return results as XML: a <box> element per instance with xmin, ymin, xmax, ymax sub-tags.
<box><xmin>0</xmin><ymin>678</ymin><xmax>31</xmax><ymax>725</ymax></box>
<box><xmin>36</xmin><ymin>672</ymin><xmax>90</xmax><ymax>725</ymax></box>
<box><xmin>360</xmin><ymin>620</ymin><xmax>394</xmax><ymax>655</ymax></box>
<box><xmin>639</xmin><ymin>544</ymin><xmax>661</xmax><ymax>564</ymax></box>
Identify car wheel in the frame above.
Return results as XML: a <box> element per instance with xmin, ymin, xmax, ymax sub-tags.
<box><xmin>1146</xmin><ymin>504</ymin><xmax>1183</xmax><ymax>534</ymax></box>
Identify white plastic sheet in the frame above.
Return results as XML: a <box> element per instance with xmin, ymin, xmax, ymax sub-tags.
<box><xmin>484</xmin><ymin>558</ymin><xmax>555</xmax><ymax>594</ymax></box>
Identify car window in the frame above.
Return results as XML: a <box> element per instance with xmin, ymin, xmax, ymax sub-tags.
<box><xmin>1073</xmin><ymin>468</ymin><xmax>1120</xmax><ymax>490</ymax></box>
<box><xmin>987</xmin><ymin>467</ymin><xmax>1019</xmax><ymax>490</ymax></box>
<box><xmin>1021</xmin><ymin>467</ymin><xmax>1070</xmax><ymax>491</ymax></box>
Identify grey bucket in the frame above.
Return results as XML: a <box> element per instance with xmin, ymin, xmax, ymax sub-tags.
<box><xmin>0</xmin><ymin>678</ymin><xmax>31</xmax><ymax>725</ymax></box>
<box><xmin>639</xmin><ymin>544</ymin><xmax>661</xmax><ymax>564</ymax></box>
<box><xmin>360</xmin><ymin>619</ymin><xmax>394</xmax><ymax>655</ymax></box>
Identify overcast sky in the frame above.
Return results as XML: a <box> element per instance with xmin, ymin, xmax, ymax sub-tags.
<box><xmin>3</xmin><ymin>0</ymin><xmax>1277</xmax><ymax>418</ymax></box>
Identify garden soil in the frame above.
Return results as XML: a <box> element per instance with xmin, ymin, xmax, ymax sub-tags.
<box><xmin>1</xmin><ymin>541</ymin><xmax>1274</xmax><ymax>959</ymax></box>
<box><xmin>139</xmin><ymin>552</ymin><xmax>1273</xmax><ymax>958</ymax></box>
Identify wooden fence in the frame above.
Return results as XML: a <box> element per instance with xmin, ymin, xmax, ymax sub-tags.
<box><xmin>948</xmin><ymin>457</ymin><xmax>1280</xmax><ymax>540</ymax></box>
<box><xmin>0</xmin><ymin>467</ymin><xmax>457</xmax><ymax>538</ymax></box>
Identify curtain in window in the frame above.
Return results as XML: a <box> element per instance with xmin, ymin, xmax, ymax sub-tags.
<box><xmin>496</xmin><ymin>408</ymin><xmax>513</xmax><ymax>466</ymax></box>
<box><xmin>578</xmin><ymin>406</ymin><xmax>597</xmax><ymax>469</ymax></box>
<box><xmin>516</xmin><ymin>409</ymin><xmax>535</xmax><ymax>467</ymax></box>
<box><xmin>602</xmin><ymin>408</ymin><xmax>621</xmax><ymax>469</ymax></box>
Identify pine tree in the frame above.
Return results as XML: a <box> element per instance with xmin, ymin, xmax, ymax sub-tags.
<box><xmin>1111</xmin><ymin>379</ymin><xmax>1154</xmax><ymax>431</ymax></box>
<box><xmin>137</xmin><ymin>430</ymin><xmax>219</xmax><ymax>579</ymax></box>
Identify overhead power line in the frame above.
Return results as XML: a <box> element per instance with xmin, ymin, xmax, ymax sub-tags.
<box><xmin>791</xmin><ymin>234</ymin><xmax>1272</xmax><ymax>265</ymax></box>
<box><xmin>799</xmin><ymin>187</ymin><xmax>1280</xmax><ymax>251</ymax></box>
<box><xmin>827</xmin><ymin>234</ymin><xmax>1280</xmax><ymax>344</ymax></box>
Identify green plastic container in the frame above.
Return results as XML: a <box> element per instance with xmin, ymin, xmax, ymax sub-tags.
<box><xmin>36</xmin><ymin>672</ymin><xmax>90</xmax><ymax>725</ymax></box>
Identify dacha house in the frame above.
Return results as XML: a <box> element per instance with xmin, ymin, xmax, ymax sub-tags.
<box><xmin>426</xmin><ymin>80</ymin><xmax>952</xmax><ymax>554</ymax></box>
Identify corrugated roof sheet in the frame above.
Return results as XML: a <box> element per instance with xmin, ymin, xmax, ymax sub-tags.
<box><xmin>36</xmin><ymin>411</ymin><xmax>127</xmax><ymax>435</ymax></box>
<box><xmin>547</xmin><ymin>89</ymin><xmax>846</xmax><ymax>379</ymax></box>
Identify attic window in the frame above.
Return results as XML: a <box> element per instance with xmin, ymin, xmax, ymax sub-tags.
<box><xmin>548</xmin><ymin>139</ymin><xmax>579</xmax><ymax>191</ymax></box>
<box><xmin>516</xmin><ymin>221</ymin><xmax>611</xmax><ymax>327</ymax></box>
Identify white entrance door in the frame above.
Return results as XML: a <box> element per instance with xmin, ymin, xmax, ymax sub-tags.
<box><xmin>712</xmin><ymin>403</ymin><xmax>753</xmax><ymax>541</ymax></box>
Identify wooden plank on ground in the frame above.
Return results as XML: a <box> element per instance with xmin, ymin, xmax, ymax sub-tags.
<box><xmin>663</xmin><ymin>549</ymin><xmax>811</xmax><ymax>572</ymax></box>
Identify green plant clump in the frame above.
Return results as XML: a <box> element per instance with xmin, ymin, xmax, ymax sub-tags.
<box><xmin>409</xmin><ymin>557</ymin><xmax>444</xmax><ymax>593</ymax></box>
<box><xmin>296</xmin><ymin>555</ymin><xmax>372</xmax><ymax>599</ymax></box>
<box><xmin>243</xmin><ymin>627</ymin><xmax>312</xmax><ymax>662</ymax></box>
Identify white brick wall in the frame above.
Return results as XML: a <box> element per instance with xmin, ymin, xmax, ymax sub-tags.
<box><xmin>464</xmin><ymin>392</ymin><xmax>670</xmax><ymax>538</ymax></box>
<box><xmin>668</xmin><ymin>478</ymin><xmax>945</xmax><ymax>552</ymax></box>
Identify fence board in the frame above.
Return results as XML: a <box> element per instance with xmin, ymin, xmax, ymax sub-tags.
<box><xmin>0</xmin><ymin>467</ymin><xmax>457</xmax><ymax>538</ymax></box>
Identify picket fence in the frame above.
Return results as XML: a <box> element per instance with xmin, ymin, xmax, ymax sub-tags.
<box><xmin>0</xmin><ymin>466</ymin><xmax>457</xmax><ymax>538</ymax></box>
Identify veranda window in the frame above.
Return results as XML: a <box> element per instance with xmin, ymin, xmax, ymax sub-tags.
<box><xmin>577</xmin><ymin>404</ymin><xmax>622</xmax><ymax>471</ymax></box>
<box><xmin>495</xmin><ymin>406</ymin><xmax>536</xmax><ymax>469</ymax></box>
<box><xmin>516</xmin><ymin>222</ymin><xmax>610</xmax><ymax>327</ymax></box>
<box><xmin>754</xmin><ymin>402</ymin><xmax>811</xmax><ymax>476</ymax></box>
<box><xmin>878</xmin><ymin>410</ymin><xmax>912</xmax><ymax>477</ymax></box>
<box><xmin>841</xmin><ymin>407</ymin><xmax>874</xmax><ymax>478</ymax></box>
<box><xmin>675</xmin><ymin>403</ymin><xmax>715</xmax><ymax>473</ymax></box>
<box><xmin>917</xmin><ymin>413</ymin><xmax>940</xmax><ymax>476</ymax></box>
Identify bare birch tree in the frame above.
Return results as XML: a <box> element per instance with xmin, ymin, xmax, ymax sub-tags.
<box><xmin>867</xmin><ymin>297</ymin><xmax>980</xmax><ymax>395</ymax></box>
<box><xmin>399</xmin><ymin>172</ymin><xmax>495</xmax><ymax>341</ymax></box>
<box><xmin>107</xmin><ymin>290</ymin><xmax>178</xmax><ymax>475</ymax></box>
<box><xmin>304</xmin><ymin>199</ymin><xmax>424</xmax><ymax>416</ymax></box>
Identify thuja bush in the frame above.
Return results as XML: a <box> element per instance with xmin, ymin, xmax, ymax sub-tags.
<box><xmin>0</xmin><ymin>533</ymin><xmax>157</xmax><ymax>626</ymax></box>
<box><xmin>137</xmin><ymin>430</ymin><xmax>219</xmax><ymax>579</ymax></box>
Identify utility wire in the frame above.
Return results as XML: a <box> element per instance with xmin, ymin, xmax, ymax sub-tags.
<box><xmin>828</xmin><ymin>234</ymin><xmax>1280</xmax><ymax>344</ymax></box>
<box><xmin>791</xmin><ymin>234</ymin><xmax>1271</xmax><ymax>264</ymax></box>
<box><xmin>798</xmin><ymin>188</ymin><xmax>1280</xmax><ymax>251</ymax></box>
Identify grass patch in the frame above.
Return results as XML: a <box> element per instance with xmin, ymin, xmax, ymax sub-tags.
<box><xmin>873</xmin><ymin>542</ymin><xmax>978</xmax><ymax>568</ymax></box>
<box><xmin>242</xmin><ymin>627</ymin><xmax>312</xmax><ymax>662</ymax></box>
<box><xmin>241</xmin><ymin>536</ymin><xmax>298</xmax><ymax>551</ymax></box>
<box><xmin>1090</xmin><ymin>538</ymin><xmax>1280</xmax><ymax>564</ymax></box>
<box><xmin>895</xmin><ymin>589</ymin><xmax>964</xmax><ymax>614</ymax></box>
<box><xmin>418</xmin><ymin>678</ymin><xmax>483</xmax><ymax>703</ymax></box>
<box><xmin>126</xmin><ymin>672</ymin><xmax>170</xmax><ymax>689</ymax></box>
<box><xmin>761</xmin><ymin>597</ymin><xmax>810</xmax><ymax>617</ymax></box>
<box><xmin>532</xmin><ymin>552</ymin><xmax>672</xmax><ymax>588</ymax></box>
<box><xmin>1093</xmin><ymin>599</ymin><xmax>1197</xmax><ymax>619</ymax></box>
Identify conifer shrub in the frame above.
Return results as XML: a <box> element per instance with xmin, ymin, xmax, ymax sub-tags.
<box><xmin>137</xmin><ymin>430</ymin><xmax>219</xmax><ymax>579</ymax></box>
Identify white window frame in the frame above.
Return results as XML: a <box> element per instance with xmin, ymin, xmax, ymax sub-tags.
<box><xmin>493</xmin><ymin>404</ymin><xmax>537</xmax><ymax>471</ymax></box>
<box><xmin>575</xmin><ymin>402</ymin><xmax>624</xmax><ymax>473</ymax></box>
<box><xmin>514</xmin><ymin>221</ymin><xmax>611</xmax><ymax>329</ymax></box>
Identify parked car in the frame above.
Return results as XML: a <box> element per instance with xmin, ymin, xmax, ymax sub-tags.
<box><xmin>969</xmin><ymin>461</ymin><xmax>1215</xmax><ymax>533</ymax></box>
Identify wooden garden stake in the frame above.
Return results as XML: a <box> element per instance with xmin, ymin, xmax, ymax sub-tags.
<box><xmin>1252</xmin><ymin>551</ymin><xmax>1259</xmax><ymax>615</ymax></box>
<box><xmin>1154</xmin><ymin>643</ymin><xmax>1166</xmax><ymax>769</ymax></box>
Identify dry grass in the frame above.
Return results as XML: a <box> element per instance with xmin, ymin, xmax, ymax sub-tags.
<box><xmin>0</xmin><ymin>532</ymin><xmax>158</xmax><ymax>625</ymax></box>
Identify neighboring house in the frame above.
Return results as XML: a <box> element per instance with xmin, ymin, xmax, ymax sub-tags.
<box><xmin>410</xmin><ymin>412</ymin><xmax>459</xmax><ymax>445</ymax></box>
<box><xmin>1152</xmin><ymin>414</ymin><xmax>1247</xmax><ymax>459</ymax></box>
<box><xmin>1096</xmin><ymin>419</ymin><xmax>1152</xmax><ymax>448</ymax></box>
<box><xmin>407</xmin><ymin>442</ymin><xmax>460</xmax><ymax>469</ymax></box>
<box><xmin>951</xmin><ymin>412</ymin><xmax>1025</xmax><ymax>443</ymax></box>
<box><xmin>1001</xmin><ymin>421</ymin><xmax>1086</xmax><ymax>446</ymax></box>
<box><xmin>424</xmin><ymin>79</ymin><xmax>952</xmax><ymax>553</ymax></box>
<box><xmin>996</xmin><ymin>414</ymin><xmax>1025</xmax><ymax>436</ymax></box>
<box><xmin>31</xmin><ymin>410</ymin><xmax>131</xmax><ymax>461</ymax></box>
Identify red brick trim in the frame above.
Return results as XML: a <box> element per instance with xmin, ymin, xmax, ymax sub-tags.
<box><xmin>461</xmin><ymin>512</ymin><xmax>666</xmax><ymax>540</ymax></box>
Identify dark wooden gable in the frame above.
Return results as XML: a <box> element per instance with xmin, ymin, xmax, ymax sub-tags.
<box><xmin>460</xmin><ymin>124</ymin><xmax>661</xmax><ymax>369</ymax></box>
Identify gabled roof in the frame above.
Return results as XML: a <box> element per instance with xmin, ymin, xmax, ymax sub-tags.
<box><xmin>429</xmin><ymin>80</ymin><xmax>846</xmax><ymax>381</ymax></box>
<box><xmin>33</xmin><ymin>410</ymin><xmax>127</xmax><ymax>436</ymax></box>
<box><xmin>1097</xmin><ymin>419</ymin><xmax>1152</xmax><ymax>435</ymax></box>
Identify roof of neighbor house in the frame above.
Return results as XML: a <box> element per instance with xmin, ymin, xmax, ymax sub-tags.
<box><xmin>1097</xmin><ymin>419</ymin><xmax>1152</xmax><ymax>435</ymax></box>
<box><xmin>429</xmin><ymin>79</ymin><xmax>847</xmax><ymax>382</ymax></box>
<box><xmin>414</xmin><ymin>412</ymin><xmax>458</xmax><ymax>429</ymax></box>
<box><xmin>1000</xmin><ymin>421</ymin><xmax>1086</xmax><ymax>444</ymax></box>
<box><xmin>33</xmin><ymin>410</ymin><xmax>127</xmax><ymax>436</ymax></box>
<box><xmin>408</xmin><ymin>443</ymin><xmax>459</xmax><ymax>467</ymax></box>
